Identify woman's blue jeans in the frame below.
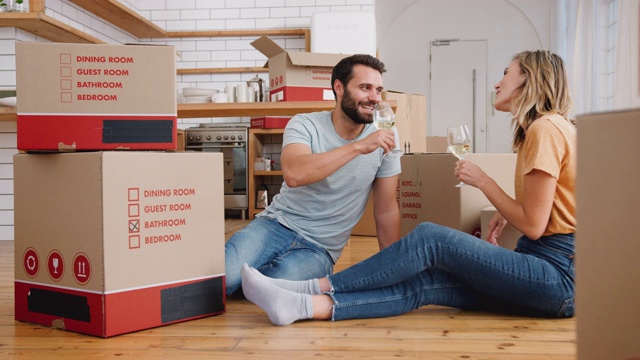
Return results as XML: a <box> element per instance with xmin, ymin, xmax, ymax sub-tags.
<box><xmin>327</xmin><ymin>222</ymin><xmax>575</xmax><ymax>320</ymax></box>
<box><xmin>225</xmin><ymin>217</ymin><xmax>334</xmax><ymax>295</ymax></box>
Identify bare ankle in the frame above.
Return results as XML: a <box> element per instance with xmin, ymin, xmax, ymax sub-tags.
<box><xmin>318</xmin><ymin>277</ymin><xmax>332</xmax><ymax>293</ymax></box>
<box><xmin>311</xmin><ymin>294</ymin><xmax>333</xmax><ymax>320</ymax></box>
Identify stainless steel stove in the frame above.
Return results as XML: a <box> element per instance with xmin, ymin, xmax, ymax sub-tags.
<box><xmin>185</xmin><ymin>123</ymin><xmax>249</xmax><ymax>219</ymax></box>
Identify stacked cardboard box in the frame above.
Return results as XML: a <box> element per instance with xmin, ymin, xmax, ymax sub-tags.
<box><xmin>16</xmin><ymin>42</ymin><xmax>177</xmax><ymax>152</ymax></box>
<box><xmin>14</xmin><ymin>43</ymin><xmax>226</xmax><ymax>337</ymax></box>
<box><xmin>251</xmin><ymin>36</ymin><xmax>349</xmax><ymax>102</ymax></box>
<box><xmin>383</xmin><ymin>91</ymin><xmax>427</xmax><ymax>154</ymax></box>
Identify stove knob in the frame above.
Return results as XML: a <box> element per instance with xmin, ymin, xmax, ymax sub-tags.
<box><xmin>195</xmin><ymin>135</ymin><xmax>201</xmax><ymax>141</ymax></box>
<box><xmin>206</xmin><ymin>135</ymin><xmax>211</xmax><ymax>140</ymax></box>
<box><xmin>188</xmin><ymin>135</ymin><xmax>194</xmax><ymax>141</ymax></box>
<box><xmin>224</xmin><ymin>135</ymin><xmax>229</xmax><ymax>140</ymax></box>
<box><xmin>230</xmin><ymin>135</ymin><xmax>236</xmax><ymax>140</ymax></box>
<box><xmin>238</xmin><ymin>135</ymin><xmax>243</xmax><ymax>140</ymax></box>
<box><xmin>216</xmin><ymin>135</ymin><xmax>222</xmax><ymax>140</ymax></box>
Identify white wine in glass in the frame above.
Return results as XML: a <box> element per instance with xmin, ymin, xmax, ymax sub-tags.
<box><xmin>373</xmin><ymin>102</ymin><xmax>402</xmax><ymax>158</ymax></box>
<box><xmin>447</xmin><ymin>125</ymin><xmax>472</xmax><ymax>187</ymax></box>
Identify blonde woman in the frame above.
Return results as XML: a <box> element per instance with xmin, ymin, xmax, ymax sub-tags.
<box><xmin>242</xmin><ymin>50</ymin><xmax>577</xmax><ymax>326</ymax></box>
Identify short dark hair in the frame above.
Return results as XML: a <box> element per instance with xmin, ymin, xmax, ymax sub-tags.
<box><xmin>331</xmin><ymin>54</ymin><xmax>386</xmax><ymax>98</ymax></box>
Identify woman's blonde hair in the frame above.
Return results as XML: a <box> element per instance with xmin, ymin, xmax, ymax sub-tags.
<box><xmin>510</xmin><ymin>50</ymin><xmax>572</xmax><ymax>149</ymax></box>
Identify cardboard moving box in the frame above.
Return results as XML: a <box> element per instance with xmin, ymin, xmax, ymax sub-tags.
<box><xmin>399</xmin><ymin>153</ymin><xmax>516</xmax><ymax>237</ymax></box>
<box><xmin>16</xmin><ymin>42</ymin><xmax>177</xmax><ymax>151</ymax></box>
<box><xmin>383</xmin><ymin>91</ymin><xmax>427</xmax><ymax>154</ymax></box>
<box><xmin>576</xmin><ymin>109</ymin><xmax>640</xmax><ymax>360</ymax></box>
<box><xmin>251</xmin><ymin>36</ymin><xmax>348</xmax><ymax>101</ymax></box>
<box><xmin>14</xmin><ymin>152</ymin><xmax>225</xmax><ymax>337</ymax></box>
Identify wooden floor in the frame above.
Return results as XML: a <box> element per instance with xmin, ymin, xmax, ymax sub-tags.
<box><xmin>0</xmin><ymin>222</ymin><xmax>577</xmax><ymax>359</ymax></box>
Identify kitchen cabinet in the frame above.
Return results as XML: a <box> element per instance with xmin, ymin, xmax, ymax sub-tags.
<box><xmin>247</xmin><ymin>128</ymin><xmax>284</xmax><ymax>219</ymax></box>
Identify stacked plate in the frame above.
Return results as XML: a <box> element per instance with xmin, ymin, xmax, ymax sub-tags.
<box><xmin>182</xmin><ymin>87</ymin><xmax>219</xmax><ymax>103</ymax></box>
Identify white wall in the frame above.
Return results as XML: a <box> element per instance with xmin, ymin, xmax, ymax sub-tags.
<box><xmin>375</xmin><ymin>0</ymin><xmax>553</xmax><ymax>153</ymax></box>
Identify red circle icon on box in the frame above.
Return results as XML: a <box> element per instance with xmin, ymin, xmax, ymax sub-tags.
<box><xmin>23</xmin><ymin>248</ymin><xmax>40</xmax><ymax>278</ymax></box>
<box><xmin>72</xmin><ymin>253</ymin><xmax>91</xmax><ymax>285</ymax></box>
<box><xmin>47</xmin><ymin>250</ymin><xmax>64</xmax><ymax>282</ymax></box>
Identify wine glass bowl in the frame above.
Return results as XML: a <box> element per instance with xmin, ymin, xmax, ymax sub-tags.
<box><xmin>373</xmin><ymin>102</ymin><xmax>395</xmax><ymax>130</ymax></box>
<box><xmin>447</xmin><ymin>125</ymin><xmax>472</xmax><ymax>187</ymax></box>
<box><xmin>373</xmin><ymin>102</ymin><xmax>402</xmax><ymax>158</ymax></box>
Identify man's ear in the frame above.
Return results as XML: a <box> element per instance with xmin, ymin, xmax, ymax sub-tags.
<box><xmin>333</xmin><ymin>79</ymin><xmax>344</xmax><ymax>97</ymax></box>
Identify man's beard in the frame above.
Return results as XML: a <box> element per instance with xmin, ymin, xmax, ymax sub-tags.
<box><xmin>341</xmin><ymin>88</ymin><xmax>373</xmax><ymax>125</ymax></box>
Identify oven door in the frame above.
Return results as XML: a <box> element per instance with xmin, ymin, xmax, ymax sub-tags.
<box><xmin>192</xmin><ymin>142</ymin><xmax>247</xmax><ymax>210</ymax></box>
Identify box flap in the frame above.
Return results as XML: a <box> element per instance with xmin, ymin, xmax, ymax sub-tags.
<box><xmin>251</xmin><ymin>36</ymin><xmax>285</xmax><ymax>59</ymax></box>
<box><xmin>287</xmin><ymin>51</ymin><xmax>348</xmax><ymax>67</ymax></box>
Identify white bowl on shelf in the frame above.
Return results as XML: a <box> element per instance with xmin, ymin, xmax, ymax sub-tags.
<box><xmin>182</xmin><ymin>88</ymin><xmax>219</xmax><ymax>97</ymax></box>
<box><xmin>0</xmin><ymin>97</ymin><xmax>17</xmax><ymax>107</ymax></box>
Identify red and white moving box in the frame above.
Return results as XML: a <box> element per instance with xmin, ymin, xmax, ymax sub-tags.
<box><xmin>399</xmin><ymin>153</ymin><xmax>516</xmax><ymax>237</ymax></box>
<box><xmin>250</xmin><ymin>116</ymin><xmax>292</xmax><ymax>129</ymax></box>
<box><xmin>251</xmin><ymin>36</ymin><xmax>348</xmax><ymax>102</ymax></box>
<box><xmin>576</xmin><ymin>109</ymin><xmax>640</xmax><ymax>360</ymax></box>
<box><xmin>14</xmin><ymin>152</ymin><xmax>225</xmax><ymax>337</ymax></box>
<box><xmin>16</xmin><ymin>42</ymin><xmax>177</xmax><ymax>151</ymax></box>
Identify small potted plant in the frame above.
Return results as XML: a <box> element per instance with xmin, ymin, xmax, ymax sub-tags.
<box><xmin>12</xmin><ymin>0</ymin><xmax>28</xmax><ymax>12</ymax></box>
<box><xmin>0</xmin><ymin>1</ymin><xmax>7</xmax><ymax>13</ymax></box>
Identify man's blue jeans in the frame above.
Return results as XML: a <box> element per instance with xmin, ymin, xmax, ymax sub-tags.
<box><xmin>327</xmin><ymin>222</ymin><xmax>575</xmax><ymax>320</ymax></box>
<box><xmin>225</xmin><ymin>217</ymin><xmax>334</xmax><ymax>295</ymax></box>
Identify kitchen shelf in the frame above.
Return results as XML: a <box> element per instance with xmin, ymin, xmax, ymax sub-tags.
<box><xmin>0</xmin><ymin>107</ymin><xmax>17</xmax><ymax>122</ymax></box>
<box><xmin>254</xmin><ymin>170</ymin><xmax>283</xmax><ymax>176</ymax></box>
<box><xmin>2</xmin><ymin>101</ymin><xmax>396</xmax><ymax>122</ymax></box>
<box><xmin>0</xmin><ymin>11</ymin><xmax>104</xmax><ymax>43</ymax></box>
<box><xmin>1</xmin><ymin>1</ymin><xmax>309</xmax><ymax>46</ymax></box>
<box><xmin>177</xmin><ymin>101</ymin><xmax>339</xmax><ymax>118</ymax></box>
<box><xmin>68</xmin><ymin>0</ymin><xmax>166</xmax><ymax>38</ymax></box>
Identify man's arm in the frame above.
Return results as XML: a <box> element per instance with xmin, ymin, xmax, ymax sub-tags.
<box><xmin>371</xmin><ymin>174</ymin><xmax>401</xmax><ymax>250</ymax></box>
<box><xmin>281</xmin><ymin>130</ymin><xmax>396</xmax><ymax>188</ymax></box>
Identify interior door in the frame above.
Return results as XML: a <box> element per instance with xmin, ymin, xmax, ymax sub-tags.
<box><xmin>430</xmin><ymin>40</ymin><xmax>487</xmax><ymax>152</ymax></box>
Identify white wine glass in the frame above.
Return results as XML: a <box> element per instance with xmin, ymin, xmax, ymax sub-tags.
<box><xmin>447</xmin><ymin>125</ymin><xmax>472</xmax><ymax>187</ymax></box>
<box><xmin>373</xmin><ymin>102</ymin><xmax>402</xmax><ymax>158</ymax></box>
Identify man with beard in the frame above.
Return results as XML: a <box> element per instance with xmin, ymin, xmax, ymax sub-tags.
<box><xmin>225</xmin><ymin>54</ymin><xmax>401</xmax><ymax>296</ymax></box>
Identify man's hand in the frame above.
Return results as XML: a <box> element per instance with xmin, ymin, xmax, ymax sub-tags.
<box><xmin>357</xmin><ymin>130</ymin><xmax>396</xmax><ymax>155</ymax></box>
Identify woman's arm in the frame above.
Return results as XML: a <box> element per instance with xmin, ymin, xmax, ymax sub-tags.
<box><xmin>456</xmin><ymin>162</ymin><xmax>556</xmax><ymax>240</ymax></box>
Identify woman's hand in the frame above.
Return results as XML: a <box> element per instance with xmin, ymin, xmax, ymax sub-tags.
<box><xmin>487</xmin><ymin>211</ymin><xmax>507</xmax><ymax>246</ymax></box>
<box><xmin>453</xmin><ymin>160</ymin><xmax>490</xmax><ymax>188</ymax></box>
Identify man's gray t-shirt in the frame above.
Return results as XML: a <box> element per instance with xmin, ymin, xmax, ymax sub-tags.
<box><xmin>258</xmin><ymin>111</ymin><xmax>401</xmax><ymax>262</ymax></box>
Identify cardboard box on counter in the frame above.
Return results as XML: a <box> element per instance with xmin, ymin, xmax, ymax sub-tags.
<box><xmin>251</xmin><ymin>116</ymin><xmax>292</xmax><ymax>129</ymax></box>
<box><xmin>251</xmin><ymin>36</ymin><xmax>348</xmax><ymax>102</ymax></box>
<box><xmin>383</xmin><ymin>91</ymin><xmax>427</xmax><ymax>154</ymax></box>
<box><xmin>576</xmin><ymin>109</ymin><xmax>640</xmax><ymax>360</ymax></box>
<box><xmin>14</xmin><ymin>152</ymin><xmax>225</xmax><ymax>337</ymax></box>
<box><xmin>16</xmin><ymin>42</ymin><xmax>177</xmax><ymax>152</ymax></box>
<box><xmin>480</xmin><ymin>206</ymin><xmax>522</xmax><ymax>250</ymax></box>
<box><xmin>399</xmin><ymin>153</ymin><xmax>516</xmax><ymax>237</ymax></box>
<box><xmin>426</xmin><ymin>136</ymin><xmax>447</xmax><ymax>153</ymax></box>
